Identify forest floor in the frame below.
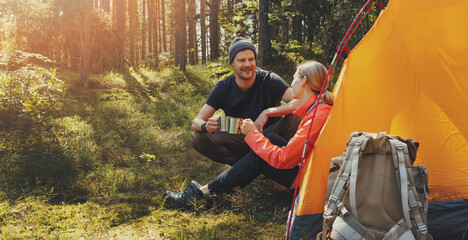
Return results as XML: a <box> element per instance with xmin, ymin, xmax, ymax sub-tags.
<box><xmin>0</xmin><ymin>63</ymin><xmax>298</xmax><ymax>239</ymax></box>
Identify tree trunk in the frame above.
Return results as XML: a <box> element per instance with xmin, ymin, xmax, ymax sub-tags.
<box><xmin>147</xmin><ymin>0</ymin><xmax>153</xmax><ymax>55</ymax></box>
<box><xmin>292</xmin><ymin>1</ymin><xmax>302</xmax><ymax>44</ymax></box>
<box><xmin>193</xmin><ymin>13</ymin><xmax>198</xmax><ymax>65</ymax></box>
<box><xmin>270</xmin><ymin>19</ymin><xmax>279</xmax><ymax>42</ymax></box>
<box><xmin>169</xmin><ymin>0</ymin><xmax>175</xmax><ymax>55</ymax></box>
<box><xmin>80</xmin><ymin>0</ymin><xmax>93</xmax><ymax>87</ymax></box>
<box><xmin>292</xmin><ymin>14</ymin><xmax>302</xmax><ymax>44</ymax></box>
<box><xmin>115</xmin><ymin>0</ymin><xmax>125</xmax><ymax>69</ymax></box>
<box><xmin>227</xmin><ymin>0</ymin><xmax>232</xmax><ymax>17</ymax></box>
<box><xmin>209</xmin><ymin>0</ymin><xmax>219</xmax><ymax>60</ymax></box>
<box><xmin>174</xmin><ymin>0</ymin><xmax>186</xmax><ymax>70</ymax></box>
<box><xmin>141</xmin><ymin>0</ymin><xmax>147</xmax><ymax>60</ymax></box>
<box><xmin>153</xmin><ymin>0</ymin><xmax>159</xmax><ymax>68</ymax></box>
<box><xmin>135</xmin><ymin>0</ymin><xmax>140</xmax><ymax>65</ymax></box>
<box><xmin>188</xmin><ymin>0</ymin><xmax>196</xmax><ymax>65</ymax></box>
<box><xmin>128</xmin><ymin>0</ymin><xmax>135</xmax><ymax>68</ymax></box>
<box><xmin>157</xmin><ymin>0</ymin><xmax>162</xmax><ymax>56</ymax></box>
<box><xmin>253</xmin><ymin>4</ymin><xmax>258</xmax><ymax>43</ymax></box>
<box><xmin>282</xmin><ymin>16</ymin><xmax>289</xmax><ymax>44</ymax></box>
<box><xmin>51</xmin><ymin>4</ymin><xmax>60</xmax><ymax>62</ymax></box>
<box><xmin>160</xmin><ymin>0</ymin><xmax>167</xmax><ymax>52</ymax></box>
<box><xmin>113</xmin><ymin>0</ymin><xmax>117</xmax><ymax>29</ymax></box>
<box><xmin>101</xmin><ymin>0</ymin><xmax>111</xmax><ymax>13</ymax></box>
<box><xmin>306</xmin><ymin>16</ymin><xmax>314</xmax><ymax>49</ymax></box>
<box><xmin>258</xmin><ymin>0</ymin><xmax>271</xmax><ymax>66</ymax></box>
<box><xmin>200</xmin><ymin>0</ymin><xmax>207</xmax><ymax>64</ymax></box>
<box><xmin>70</xmin><ymin>44</ymin><xmax>80</xmax><ymax>71</ymax></box>
<box><xmin>156</xmin><ymin>0</ymin><xmax>161</xmax><ymax>56</ymax></box>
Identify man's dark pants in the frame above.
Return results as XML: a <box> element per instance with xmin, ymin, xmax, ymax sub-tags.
<box><xmin>192</xmin><ymin>114</ymin><xmax>301</xmax><ymax>165</ymax></box>
<box><xmin>207</xmin><ymin>133</ymin><xmax>299</xmax><ymax>194</ymax></box>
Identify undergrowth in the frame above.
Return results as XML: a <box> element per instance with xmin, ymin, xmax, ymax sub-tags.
<box><xmin>0</xmin><ymin>56</ymin><xmax>295</xmax><ymax>239</ymax></box>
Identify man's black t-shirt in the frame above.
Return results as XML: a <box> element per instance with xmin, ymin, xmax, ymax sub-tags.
<box><xmin>206</xmin><ymin>68</ymin><xmax>289</xmax><ymax>128</ymax></box>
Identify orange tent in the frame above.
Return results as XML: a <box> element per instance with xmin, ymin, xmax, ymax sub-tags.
<box><xmin>288</xmin><ymin>0</ymin><xmax>468</xmax><ymax>239</ymax></box>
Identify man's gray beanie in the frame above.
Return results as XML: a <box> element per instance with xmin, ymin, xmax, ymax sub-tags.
<box><xmin>228</xmin><ymin>37</ymin><xmax>257</xmax><ymax>64</ymax></box>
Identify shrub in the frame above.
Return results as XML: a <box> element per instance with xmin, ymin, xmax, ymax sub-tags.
<box><xmin>0</xmin><ymin>52</ymin><xmax>75</xmax><ymax>198</ymax></box>
<box><xmin>55</xmin><ymin>116</ymin><xmax>98</xmax><ymax>171</ymax></box>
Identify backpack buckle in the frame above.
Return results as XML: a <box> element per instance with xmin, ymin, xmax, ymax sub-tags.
<box><xmin>324</xmin><ymin>202</ymin><xmax>337</xmax><ymax>217</ymax></box>
<box><xmin>417</xmin><ymin>223</ymin><xmax>428</xmax><ymax>234</ymax></box>
<box><xmin>395</xmin><ymin>141</ymin><xmax>405</xmax><ymax>150</ymax></box>
<box><xmin>341</xmin><ymin>172</ymin><xmax>350</xmax><ymax>181</ymax></box>
<box><xmin>324</xmin><ymin>208</ymin><xmax>333</xmax><ymax>217</ymax></box>
<box><xmin>337</xmin><ymin>202</ymin><xmax>348</xmax><ymax>215</ymax></box>
<box><xmin>354</xmin><ymin>137</ymin><xmax>364</xmax><ymax>145</ymax></box>
<box><xmin>329</xmin><ymin>195</ymin><xmax>338</xmax><ymax>203</ymax></box>
<box><xmin>410</xmin><ymin>201</ymin><xmax>422</xmax><ymax>210</ymax></box>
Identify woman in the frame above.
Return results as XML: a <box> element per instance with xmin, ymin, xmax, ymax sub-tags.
<box><xmin>163</xmin><ymin>61</ymin><xmax>334</xmax><ymax>209</ymax></box>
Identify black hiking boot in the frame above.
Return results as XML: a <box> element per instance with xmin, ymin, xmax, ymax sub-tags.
<box><xmin>163</xmin><ymin>181</ymin><xmax>205</xmax><ymax>210</ymax></box>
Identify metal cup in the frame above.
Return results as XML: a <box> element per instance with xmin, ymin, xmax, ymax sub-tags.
<box><xmin>228</xmin><ymin>118</ymin><xmax>242</xmax><ymax>134</ymax></box>
<box><xmin>219</xmin><ymin>116</ymin><xmax>228</xmax><ymax>132</ymax></box>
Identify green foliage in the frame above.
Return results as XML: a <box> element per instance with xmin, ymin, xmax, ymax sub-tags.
<box><xmin>0</xmin><ymin>52</ymin><xmax>63</xmax><ymax>138</ymax></box>
<box><xmin>0</xmin><ymin>1</ymin><xmax>390</xmax><ymax>237</ymax></box>
<box><xmin>55</xmin><ymin>116</ymin><xmax>98</xmax><ymax>171</ymax></box>
<box><xmin>0</xmin><ymin>0</ymin><xmax>55</xmax><ymax>53</ymax></box>
<box><xmin>0</xmin><ymin>50</ymin><xmax>55</xmax><ymax>71</ymax></box>
<box><xmin>140</xmin><ymin>52</ymin><xmax>175</xmax><ymax>71</ymax></box>
<box><xmin>0</xmin><ymin>60</ymin><xmax>294</xmax><ymax>238</ymax></box>
<box><xmin>0</xmin><ymin>201</ymin><xmax>10</xmax><ymax>225</ymax></box>
<box><xmin>294</xmin><ymin>0</ymin><xmax>387</xmax><ymax>63</ymax></box>
<box><xmin>220</xmin><ymin>1</ymin><xmax>258</xmax><ymax>51</ymax></box>
<box><xmin>0</xmin><ymin>0</ymin><xmax>116</xmax><ymax>72</ymax></box>
<box><xmin>0</xmin><ymin>52</ymin><xmax>77</xmax><ymax>199</ymax></box>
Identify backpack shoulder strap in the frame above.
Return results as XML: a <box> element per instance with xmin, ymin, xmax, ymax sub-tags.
<box><xmin>334</xmin><ymin>202</ymin><xmax>377</xmax><ymax>240</ymax></box>
<box><xmin>389</xmin><ymin>139</ymin><xmax>412</xmax><ymax>226</ymax></box>
<box><xmin>348</xmin><ymin>135</ymin><xmax>369</xmax><ymax>218</ymax></box>
<box><xmin>324</xmin><ymin>134</ymin><xmax>369</xmax><ymax>218</ymax></box>
<box><xmin>389</xmin><ymin>138</ymin><xmax>429</xmax><ymax>239</ymax></box>
<box><xmin>383</xmin><ymin>219</ymin><xmax>414</xmax><ymax>240</ymax></box>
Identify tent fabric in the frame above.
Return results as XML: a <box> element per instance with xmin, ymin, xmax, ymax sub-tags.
<box><xmin>287</xmin><ymin>196</ymin><xmax>322</xmax><ymax>239</ymax></box>
<box><xmin>294</xmin><ymin>0</ymin><xmax>468</xmax><ymax>222</ymax></box>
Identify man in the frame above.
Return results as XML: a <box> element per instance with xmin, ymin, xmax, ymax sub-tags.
<box><xmin>191</xmin><ymin>37</ymin><xmax>302</xmax><ymax>165</ymax></box>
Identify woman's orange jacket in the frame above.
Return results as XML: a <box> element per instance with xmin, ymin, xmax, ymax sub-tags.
<box><xmin>245</xmin><ymin>95</ymin><xmax>332</xmax><ymax>176</ymax></box>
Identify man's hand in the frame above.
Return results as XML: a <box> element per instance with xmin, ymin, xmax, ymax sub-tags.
<box><xmin>254</xmin><ymin>110</ymin><xmax>269</xmax><ymax>133</ymax></box>
<box><xmin>192</xmin><ymin>104</ymin><xmax>217</xmax><ymax>132</ymax></box>
<box><xmin>205</xmin><ymin>117</ymin><xmax>219</xmax><ymax>133</ymax></box>
<box><xmin>241</xmin><ymin>119</ymin><xmax>256</xmax><ymax>135</ymax></box>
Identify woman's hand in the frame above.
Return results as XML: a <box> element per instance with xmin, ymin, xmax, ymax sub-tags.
<box><xmin>241</xmin><ymin>119</ymin><xmax>256</xmax><ymax>135</ymax></box>
<box><xmin>254</xmin><ymin>110</ymin><xmax>269</xmax><ymax>133</ymax></box>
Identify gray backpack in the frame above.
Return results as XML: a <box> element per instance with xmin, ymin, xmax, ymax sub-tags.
<box><xmin>319</xmin><ymin>132</ymin><xmax>431</xmax><ymax>240</ymax></box>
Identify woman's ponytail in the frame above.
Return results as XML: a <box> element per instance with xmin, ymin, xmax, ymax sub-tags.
<box><xmin>321</xmin><ymin>90</ymin><xmax>334</xmax><ymax>106</ymax></box>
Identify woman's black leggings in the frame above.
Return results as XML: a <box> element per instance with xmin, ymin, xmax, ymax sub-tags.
<box><xmin>207</xmin><ymin>133</ymin><xmax>299</xmax><ymax>194</ymax></box>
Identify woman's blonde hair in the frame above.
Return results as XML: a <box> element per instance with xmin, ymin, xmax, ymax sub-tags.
<box><xmin>296</xmin><ymin>61</ymin><xmax>334</xmax><ymax>105</ymax></box>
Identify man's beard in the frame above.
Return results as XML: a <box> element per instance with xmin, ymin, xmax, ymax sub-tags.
<box><xmin>237</xmin><ymin>68</ymin><xmax>254</xmax><ymax>81</ymax></box>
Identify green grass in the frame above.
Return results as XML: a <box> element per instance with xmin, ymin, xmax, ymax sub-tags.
<box><xmin>0</xmin><ymin>63</ymin><xmax>296</xmax><ymax>239</ymax></box>
<box><xmin>0</xmin><ymin>182</ymin><xmax>292</xmax><ymax>239</ymax></box>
